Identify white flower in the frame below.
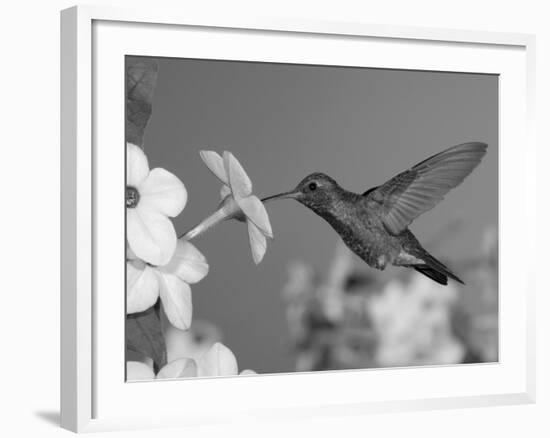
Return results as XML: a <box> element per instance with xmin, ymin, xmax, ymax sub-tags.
<box><xmin>369</xmin><ymin>276</ymin><xmax>464</xmax><ymax>366</ymax></box>
<box><xmin>126</xmin><ymin>240</ymin><xmax>209</xmax><ymax>329</ymax></box>
<box><xmin>196</xmin><ymin>342</ymin><xmax>240</xmax><ymax>377</ymax></box>
<box><xmin>126</xmin><ymin>143</ymin><xmax>187</xmax><ymax>266</ymax></box>
<box><xmin>126</xmin><ymin>342</ymin><xmax>256</xmax><ymax>381</ymax></box>
<box><xmin>127</xmin><ymin>357</ymin><xmax>197</xmax><ymax>381</ymax></box>
<box><xmin>164</xmin><ymin>319</ymin><xmax>222</xmax><ymax>364</ymax></box>
<box><xmin>156</xmin><ymin>357</ymin><xmax>198</xmax><ymax>379</ymax></box>
<box><xmin>182</xmin><ymin>150</ymin><xmax>273</xmax><ymax>265</ymax></box>
<box><xmin>126</xmin><ymin>361</ymin><xmax>156</xmax><ymax>381</ymax></box>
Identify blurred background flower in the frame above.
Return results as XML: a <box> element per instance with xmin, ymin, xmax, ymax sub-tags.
<box><xmin>281</xmin><ymin>227</ymin><xmax>498</xmax><ymax>371</ymax></box>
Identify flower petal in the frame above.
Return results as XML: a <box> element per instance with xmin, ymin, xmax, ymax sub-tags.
<box><xmin>158</xmin><ymin>271</ymin><xmax>193</xmax><ymax>330</ymax></box>
<box><xmin>164</xmin><ymin>325</ymin><xmax>197</xmax><ymax>364</ymax></box>
<box><xmin>164</xmin><ymin>321</ymin><xmax>222</xmax><ymax>363</ymax></box>
<box><xmin>126</xmin><ymin>361</ymin><xmax>155</xmax><ymax>381</ymax></box>
<box><xmin>139</xmin><ymin>168</ymin><xmax>187</xmax><ymax>217</ymax></box>
<box><xmin>237</xmin><ymin>195</ymin><xmax>273</xmax><ymax>238</ymax></box>
<box><xmin>161</xmin><ymin>240</ymin><xmax>209</xmax><ymax>284</ymax></box>
<box><xmin>200</xmin><ymin>150</ymin><xmax>229</xmax><ymax>185</ymax></box>
<box><xmin>157</xmin><ymin>358</ymin><xmax>198</xmax><ymax>379</ymax></box>
<box><xmin>197</xmin><ymin>342</ymin><xmax>239</xmax><ymax>377</ymax></box>
<box><xmin>223</xmin><ymin>151</ymin><xmax>252</xmax><ymax>198</ymax></box>
<box><xmin>127</xmin><ymin>208</ymin><xmax>177</xmax><ymax>266</ymax></box>
<box><xmin>220</xmin><ymin>184</ymin><xmax>231</xmax><ymax>200</ymax></box>
<box><xmin>247</xmin><ymin>221</ymin><xmax>267</xmax><ymax>265</ymax></box>
<box><xmin>127</xmin><ymin>259</ymin><xmax>159</xmax><ymax>314</ymax></box>
<box><xmin>127</xmin><ymin>143</ymin><xmax>150</xmax><ymax>187</ymax></box>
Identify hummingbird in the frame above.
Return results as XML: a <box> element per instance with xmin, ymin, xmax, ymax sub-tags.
<box><xmin>263</xmin><ymin>142</ymin><xmax>488</xmax><ymax>285</ymax></box>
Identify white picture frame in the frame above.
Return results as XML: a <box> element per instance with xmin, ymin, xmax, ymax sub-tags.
<box><xmin>60</xmin><ymin>4</ymin><xmax>536</xmax><ymax>433</ymax></box>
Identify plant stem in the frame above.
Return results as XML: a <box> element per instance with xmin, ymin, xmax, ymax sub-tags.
<box><xmin>179</xmin><ymin>194</ymin><xmax>247</xmax><ymax>241</ymax></box>
<box><xmin>179</xmin><ymin>208</ymin><xmax>229</xmax><ymax>241</ymax></box>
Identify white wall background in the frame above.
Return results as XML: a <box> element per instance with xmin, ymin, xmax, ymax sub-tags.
<box><xmin>0</xmin><ymin>0</ymin><xmax>546</xmax><ymax>437</ymax></box>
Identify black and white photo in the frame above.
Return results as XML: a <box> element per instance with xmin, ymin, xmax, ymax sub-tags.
<box><xmin>125</xmin><ymin>56</ymin><xmax>498</xmax><ymax>379</ymax></box>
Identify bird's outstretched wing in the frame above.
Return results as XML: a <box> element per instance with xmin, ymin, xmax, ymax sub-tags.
<box><xmin>363</xmin><ymin>142</ymin><xmax>488</xmax><ymax>235</ymax></box>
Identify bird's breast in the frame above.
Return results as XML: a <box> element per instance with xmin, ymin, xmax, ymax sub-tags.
<box><xmin>321</xmin><ymin>204</ymin><xmax>401</xmax><ymax>270</ymax></box>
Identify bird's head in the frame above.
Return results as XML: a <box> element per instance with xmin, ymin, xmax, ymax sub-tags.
<box><xmin>262</xmin><ymin>172</ymin><xmax>342</xmax><ymax>211</ymax></box>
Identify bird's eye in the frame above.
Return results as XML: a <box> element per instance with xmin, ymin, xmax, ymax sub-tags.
<box><xmin>308</xmin><ymin>182</ymin><xmax>317</xmax><ymax>191</ymax></box>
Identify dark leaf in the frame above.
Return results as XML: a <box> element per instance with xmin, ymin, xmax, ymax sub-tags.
<box><xmin>126</xmin><ymin>57</ymin><xmax>159</xmax><ymax>146</ymax></box>
<box><xmin>126</xmin><ymin>304</ymin><xmax>167</xmax><ymax>372</ymax></box>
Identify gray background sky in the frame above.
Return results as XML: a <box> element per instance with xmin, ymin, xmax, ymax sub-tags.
<box><xmin>142</xmin><ymin>57</ymin><xmax>498</xmax><ymax>374</ymax></box>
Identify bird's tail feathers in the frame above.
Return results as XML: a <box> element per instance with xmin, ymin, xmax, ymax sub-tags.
<box><xmin>413</xmin><ymin>265</ymin><xmax>448</xmax><ymax>285</ymax></box>
<box><xmin>413</xmin><ymin>252</ymin><xmax>464</xmax><ymax>286</ymax></box>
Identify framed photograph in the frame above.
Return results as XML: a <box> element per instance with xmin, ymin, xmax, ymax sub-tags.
<box><xmin>60</xmin><ymin>5</ymin><xmax>536</xmax><ymax>432</ymax></box>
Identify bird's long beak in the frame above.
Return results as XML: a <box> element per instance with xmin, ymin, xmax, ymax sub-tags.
<box><xmin>261</xmin><ymin>190</ymin><xmax>299</xmax><ymax>204</ymax></box>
